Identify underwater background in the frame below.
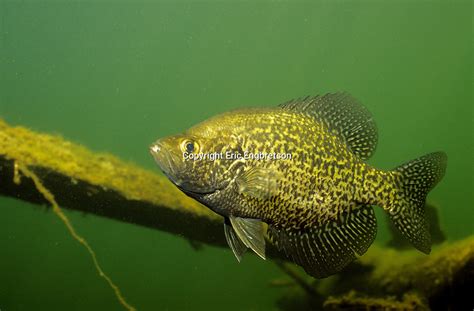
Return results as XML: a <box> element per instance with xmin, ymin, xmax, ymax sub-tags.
<box><xmin>0</xmin><ymin>0</ymin><xmax>472</xmax><ymax>310</ymax></box>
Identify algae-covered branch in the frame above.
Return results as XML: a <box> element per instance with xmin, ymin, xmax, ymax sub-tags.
<box><xmin>0</xmin><ymin>118</ymin><xmax>472</xmax><ymax>310</ymax></box>
<box><xmin>0</xmin><ymin>118</ymin><xmax>226</xmax><ymax>247</ymax></box>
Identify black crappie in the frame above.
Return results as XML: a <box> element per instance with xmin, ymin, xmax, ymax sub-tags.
<box><xmin>150</xmin><ymin>92</ymin><xmax>447</xmax><ymax>278</ymax></box>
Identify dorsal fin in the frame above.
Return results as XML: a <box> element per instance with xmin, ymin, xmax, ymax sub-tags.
<box><xmin>279</xmin><ymin>92</ymin><xmax>378</xmax><ymax>160</ymax></box>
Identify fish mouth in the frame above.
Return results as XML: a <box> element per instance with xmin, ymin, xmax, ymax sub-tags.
<box><xmin>149</xmin><ymin>142</ymin><xmax>180</xmax><ymax>182</ymax></box>
<box><xmin>176</xmin><ymin>184</ymin><xmax>217</xmax><ymax>196</ymax></box>
<box><xmin>149</xmin><ymin>141</ymin><xmax>223</xmax><ymax>195</ymax></box>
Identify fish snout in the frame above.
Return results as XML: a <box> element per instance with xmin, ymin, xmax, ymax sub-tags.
<box><xmin>149</xmin><ymin>139</ymin><xmax>182</xmax><ymax>181</ymax></box>
<box><xmin>149</xmin><ymin>142</ymin><xmax>161</xmax><ymax>155</ymax></box>
<box><xmin>149</xmin><ymin>140</ymin><xmax>165</xmax><ymax>165</ymax></box>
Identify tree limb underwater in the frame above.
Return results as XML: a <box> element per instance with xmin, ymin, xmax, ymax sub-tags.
<box><xmin>1</xmin><ymin>118</ymin><xmax>472</xmax><ymax>310</ymax></box>
<box><xmin>0</xmin><ymin>117</ymin><xmax>230</xmax><ymax>311</ymax></box>
<box><xmin>0</xmin><ymin>118</ymin><xmax>225</xmax><ymax>247</ymax></box>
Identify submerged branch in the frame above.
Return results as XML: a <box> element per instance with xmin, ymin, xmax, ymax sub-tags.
<box><xmin>0</xmin><ymin>118</ymin><xmax>472</xmax><ymax>310</ymax></box>
<box><xmin>0</xmin><ymin>118</ymin><xmax>226</xmax><ymax>247</ymax></box>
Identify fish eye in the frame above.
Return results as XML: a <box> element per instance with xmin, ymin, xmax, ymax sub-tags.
<box><xmin>181</xmin><ymin>139</ymin><xmax>198</xmax><ymax>153</ymax></box>
<box><xmin>186</xmin><ymin>141</ymin><xmax>194</xmax><ymax>153</ymax></box>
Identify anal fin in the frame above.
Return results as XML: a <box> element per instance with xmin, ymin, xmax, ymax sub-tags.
<box><xmin>268</xmin><ymin>205</ymin><xmax>377</xmax><ymax>278</ymax></box>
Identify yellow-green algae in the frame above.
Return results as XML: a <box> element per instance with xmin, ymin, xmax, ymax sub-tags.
<box><xmin>324</xmin><ymin>291</ymin><xmax>428</xmax><ymax>311</ymax></box>
<box><xmin>276</xmin><ymin>237</ymin><xmax>474</xmax><ymax>310</ymax></box>
<box><xmin>360</xmin><ymin>237</ymin><xmax>474</xmax><ymax>297</ymax></box>
<box><xmin>0</xmin><ymin>118</ymin><xmax>219</xmax><ymax>220</ymax></box>
<box><xmin>1</xmin><ymin>118</ymin><xmax>472</xmax><ymax>310</ymax></box>
<box><xmin>0</xmin><ymin>118</ymin><xmax>220</xmax><ymax>311</ymax></box>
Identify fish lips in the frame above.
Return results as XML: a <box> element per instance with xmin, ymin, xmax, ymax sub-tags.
<box><xmin>149</xmin><ymin>142</ymin><xmax>180</xmax><ymax>180</ymax></box>
<box><xmin>149</xmin><ymin>141</ymin><xmax>218</xmax><ymax>195</ymax></box>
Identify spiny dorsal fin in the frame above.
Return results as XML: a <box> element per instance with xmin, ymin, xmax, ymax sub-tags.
<box><xmin>267</xmin><ymin>205</ymin><xmax>377</xmax><ymax>278</ymax></box>
<box><xmin>279</xmin><ymin>92</ymin><xmax>378</xmax><ymax>160</ymax></box>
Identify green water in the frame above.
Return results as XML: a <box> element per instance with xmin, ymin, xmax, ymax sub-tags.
<box><xmin>0</xmin><ymin>1</ymin><xmax>472</xmax><ymax>310</ymax></box>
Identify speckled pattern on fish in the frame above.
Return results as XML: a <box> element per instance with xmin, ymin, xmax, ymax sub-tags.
<box><xmin>150</xmin><ymin>92</ymin><xmax>447</xmax><ymax>278</ymax></box>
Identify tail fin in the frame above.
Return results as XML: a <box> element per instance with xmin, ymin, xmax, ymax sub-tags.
<box><xmin>389</xmin><ymin>152</ymin><xmax>447</xmax><ymax>254</ymax></box>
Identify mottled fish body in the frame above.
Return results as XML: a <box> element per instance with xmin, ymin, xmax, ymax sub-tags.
<box><xmin>150</xmin><ymin>93</ymin><xmax>447</xmax><ymax>278</ymax></box>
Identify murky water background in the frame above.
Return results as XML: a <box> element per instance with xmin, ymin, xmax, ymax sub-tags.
<box><xmin>0</xmin><ymin>1</ymin><xmax>471</xmax><ymax>310</ymax></box>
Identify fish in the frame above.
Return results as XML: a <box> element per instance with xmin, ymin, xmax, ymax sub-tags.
<box><xmin>149</xmin><ymin>92</ymin><xmax>447</xmax><ymax>278</ymax></box>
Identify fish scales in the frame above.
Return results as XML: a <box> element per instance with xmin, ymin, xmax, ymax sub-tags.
<box><xmin>150</xmin><ymin>92</ymin><xmax>447</xmax><ymax>278</ymax></box>
<box><xmin>224</xmin><ymin>111</ymin><xmax>352</xmax><ymax>225</ymax></box>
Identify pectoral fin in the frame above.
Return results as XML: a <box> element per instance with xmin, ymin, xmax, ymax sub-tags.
<box><xmin>235</xmin><ymin>167</ymin><xmax>281</xmax><ymax>199</ymax></box>
<box><xmin>229</xmin><ymin>216</ymin><xmax>266</xmax><ymax>260</ymax></box>
<box><xmin>267</xmin><ymin>205</ymin><xmax>377</xmax><ymax>278</ymax></box>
